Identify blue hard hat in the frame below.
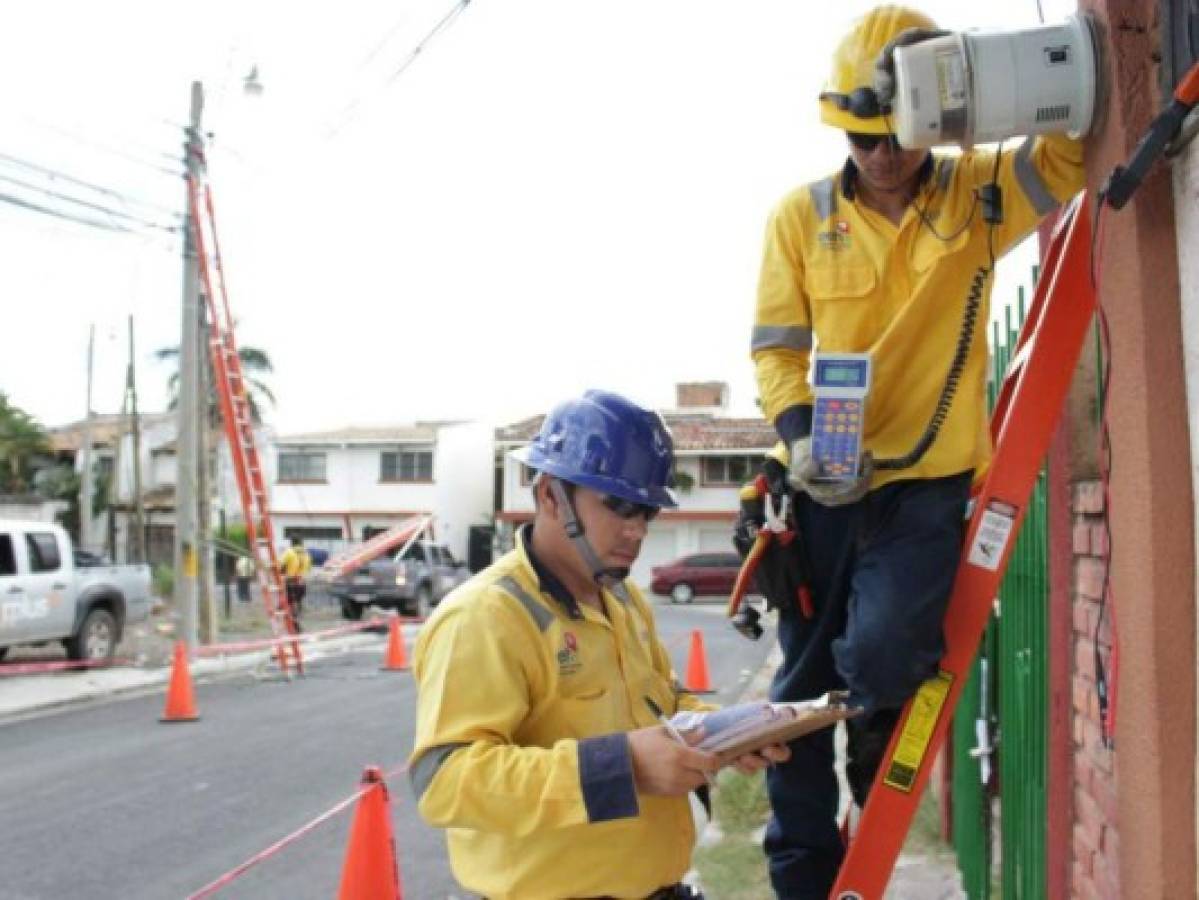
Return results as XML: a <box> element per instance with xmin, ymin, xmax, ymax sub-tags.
<box><xmin>513</xmin><ymin>390</ymin><xmax>678</xmax><ymax>509</ymax></box>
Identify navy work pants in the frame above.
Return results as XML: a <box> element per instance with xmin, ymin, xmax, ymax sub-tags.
<box><xmin>764</xmin><ymin>472</ymin><xmax>971</xmax><ymax>900</ymax></box>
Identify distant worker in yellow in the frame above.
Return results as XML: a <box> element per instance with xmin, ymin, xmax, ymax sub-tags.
<box><xmin>277</xmin><ymin>536</ymin><xmax>311</xmax><ymax>629</ymax></box>
<box><xmin>409</xmin><ymin>390</ymin><xmax>788</xmax><ymax>900</ymax></box>
<box><xmin>749</xmin><ymin>6</ymin><xmax>1085</xmax><ymax>896</ymax></box>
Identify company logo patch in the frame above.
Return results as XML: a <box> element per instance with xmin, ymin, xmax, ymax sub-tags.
<box><xmin>557</xmin><ymin>631</ymin><xmax>582</xmax><ymax>675</ymax></box>
<box><xmin>817</xmin><ymin>229</ymin><xmax>852</xmax><ymax>251</ymax></box>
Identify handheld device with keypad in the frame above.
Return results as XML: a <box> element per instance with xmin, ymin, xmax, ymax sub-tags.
<box><xmin>810</xmin><ymin>353</ymin><xmax>871</xmax><ymax>481</ymax></box>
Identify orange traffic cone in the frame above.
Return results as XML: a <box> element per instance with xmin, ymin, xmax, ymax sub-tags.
<box><xmin>684</xmin><ymin>629</ymin><xmax>715</xmax><ymax>693</ymax></box>
<box><xmin>380</xmin><ymin>618</ymin><xmax>409</xmax><ymax>672</ymax></box>
<box><xmin>338</xmin><ymin>767</ymin><xmax>402</xmax><ymax>900</ymax></box>
<box><xmin>160</xmin><ymin>640</ymin><xmax>199</xmax><ymax>722</ymax></box>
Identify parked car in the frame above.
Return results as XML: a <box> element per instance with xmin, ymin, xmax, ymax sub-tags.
<box><xmin>650</xmin><ymin>551</ymin><xmax>748</xmax><ymax>604</ymax></box>
<box><xmin>0</xmin><ymin>520</ymin><xmax>153</xmax><ymax>662</ymax></box>
<box><xmin>327</xmin><ymin>540</ymin><xmax>470</xmax><ymax>620</ymax></box>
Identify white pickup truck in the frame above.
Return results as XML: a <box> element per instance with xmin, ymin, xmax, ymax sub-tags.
<box><xmin>0</xmin><ymin>520</ymin><xmax>153</xmax><ymax>662</ymax></box>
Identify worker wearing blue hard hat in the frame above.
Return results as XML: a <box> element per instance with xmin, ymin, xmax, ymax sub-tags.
<box><xmin>409</xmin><ymin>390</ymin><xmax>789</xmax><ymax>900</ymax></box>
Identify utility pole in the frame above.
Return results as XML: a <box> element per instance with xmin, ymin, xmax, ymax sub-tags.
<box><xmin>174</xmin><ymin>81</ymin><xmax>204</xmax><ymax>651</ymax></box>
<box><xmin>197</xmin><ymin>310</ymin><xmax>218</xmax><ymax>643</ymax></box>
<box><xmin>127</xmin><ymin>315</ymin><xmax>146</xmax><ymax>564</ymax></box>
<box><xmin>79</xmin><ymin>324</ymin><xmax>95</xmax><ymax>551</ymax></box>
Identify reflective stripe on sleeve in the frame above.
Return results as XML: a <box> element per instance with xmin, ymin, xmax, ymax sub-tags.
<box><xmin>810</xmin><ymin>176</ymin><xmax>838</xmax><ymax>221</ymax></box>
<box><xmin>752</xmin><ymin>325</ymin><xmax>813</xmax><ymax>353</ymax></box>
<box><xmin>937</xmin><ymin>157</ymin><xmax>956</xmax><ymax>192</ymax></box>
<box><xmin>1014</xmin><ymin>141</ymin><xmax>1058</xmax><ymax>216</ymax></box>
<box><xmin>496</xmin><ymin>576</ymin><xmax>553</xmax><ymax>631</ymax></box>
<box><xmin>578</xmin><ymin>733</ymin><xmax>639</xmax><ymax>822</ymax></box>
<box><xmin>410</xmin><ymin>742</ymin><xmax>470</xmax><ymax>801</ymax></box>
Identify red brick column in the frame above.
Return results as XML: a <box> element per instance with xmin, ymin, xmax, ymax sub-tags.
<box><xmin>1078</xmin><ymin>2</ymin><xmax>1196</xmax><ymax>895</ymax></box>
<box><xmin>1070</xmin><ymin>480</ymin><xmax>1119</xmax><ymax>900</ymax></box>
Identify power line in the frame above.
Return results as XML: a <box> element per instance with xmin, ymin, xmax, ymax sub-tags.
<box><xmin>326</xmin><ymin>0</ymin><xmax>472</xmax><ymax>139</ymax></box>
<box><xmin>385</xmin><ymin>0</ymin><xmax>471</xmax><ymax>87</ymax></box>
<box><xmin>0</xmin><ymin>171</ymin><xmax>178</xmax><ymax>234</ymax></box>
<box><xmin>0</xmin><ymin>150</ymin><xmax>181</xmax><ymax>219</ymax></box>
<box><xmin>356</xmin><ymin>10</ymin><xmax>419</xmax><ymax>70</ymax></box>
<box><xmin>0</xmin><ymin>189</ymin><xmax>133</xmax><ymax>234</ymax></box>
<box><xmin>18</xmin><ymin>116</ymin><xmax>182</xmax><ymax>177</ymax></box>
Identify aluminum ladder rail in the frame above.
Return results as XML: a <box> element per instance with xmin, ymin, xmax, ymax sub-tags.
<box><xmin>831</xmin><ymin>191</ymin><xmax>1097</xmax><ymax>899</ymax></box>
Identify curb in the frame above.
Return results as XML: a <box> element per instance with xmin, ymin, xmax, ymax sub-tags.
<box><xmin>0</xmin><ymin>628</ymin><xmax>397</xmax><ymax>723</ymax></box>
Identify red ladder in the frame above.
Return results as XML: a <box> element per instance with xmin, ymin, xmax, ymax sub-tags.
<box><xmin>830</xmin><ymin>191</ymin><xmax>1097</xmax><ymax>898</ymax></box>
<box><xmin>185</xmin><ymin>157</ymin><xmax>304</xmax><ymax>678</ymax></box>
<box><xmin>318</xmin><ymin>515</ymin><xmax>432</xmax><ymax>581</ymax></box>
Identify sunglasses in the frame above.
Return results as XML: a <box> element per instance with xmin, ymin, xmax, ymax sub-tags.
<box><xmin>846</xmin><ymin>131</ymin><xmax>902</xmax><ymax>153</ymax></box>
<box><xmin>601</xmin><ymin>494</ymin><xmax>660</xmax><ymax>522</ymax></box>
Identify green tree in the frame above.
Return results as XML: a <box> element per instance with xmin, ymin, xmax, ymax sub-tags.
<box><xmin>154</xmin><ymin>342</ymin><xmax>276</xmax><ymax>426</ymax></box>
<box><xmin>0</xmin><ymin>392</ymin><xmax>50</xmax><ymax>493</ymax></box>
<box><xmin>34</xmin><ymin>465</ymin><xmax>110</xmax><ymax>540</ymax></box>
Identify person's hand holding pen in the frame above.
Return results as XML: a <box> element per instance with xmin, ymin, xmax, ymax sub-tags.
<box><xmin>646</xmin><ymin>696</ymin><xmax>792</xmax><ymax>778</ymax></box>
<box><xmin>645</xmin><ymin>696</ymin><xmax>716</xmax><ymax>788</ymax></box>
<box><xmin>626</xmin><ymin>697</ymin><xmax>720</xmax><ymax>796</ymax></box>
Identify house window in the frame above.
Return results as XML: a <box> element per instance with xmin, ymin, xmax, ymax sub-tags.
<box><xmin>519</xmin><ymin>463</ymin><xmax>538</xmax><ymax>486</ymax></box>
<box><xmin>285</xmin><ymin>526</ymin><xmax>343</xmax><ymax>542</ymax></box>
<box><xmin>701</xmin><ymin>455</ymin><xmax>758</xmax><ymax>486</ymax></box>
<box><xmin>278</xmin><ymin>451</ymin><xmax>327</xmax><ymax>483</ymax></box>
<box><xmin>380</xmin><ymin>450</ymin><xmax>433</xmax><ymax>483</ymax></box>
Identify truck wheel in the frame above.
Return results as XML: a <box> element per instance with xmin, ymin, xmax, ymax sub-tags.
<box><xmin>339</xmin><ymin>597</ymin><xmax>364</xmax><ymax>621</ymax></box>
<box><xmin>65</xmin><ymin>608</ymin><xmax>118</xmax><ymax>661</ymax></box>
<box><xmin>415</xmin><ymin>584</ymin><xmax>434</xmax><ymax>619</ymax></box>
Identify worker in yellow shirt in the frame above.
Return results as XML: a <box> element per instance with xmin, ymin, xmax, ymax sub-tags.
<box><xmin>277</xmin><ymin>537</ymin><xmax>311</xmax><ymax>630</ymax></box>
<box><xmin>749</xmin><ymin>6</ymin><xmax>1085</xmax><ymax>896</ymax></box>
<box><xmin>409</xmin><ymin>390</ymin><xmax>789</xmax><ymax>900</ymax></box>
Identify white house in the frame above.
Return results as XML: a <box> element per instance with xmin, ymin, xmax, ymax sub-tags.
<box><xmin>494</xmin><ymin>383</ymin><xmax>776</xmax><ymax>588</ymax></box>
<box><xmin>268</xmin><ymin>421</ymin><xmax>493</xmax><ymax>564</ymax></box>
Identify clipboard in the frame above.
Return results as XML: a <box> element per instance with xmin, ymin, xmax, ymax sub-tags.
<box><xmin>694</xmin><ymin>691</ymin><xmax>861</xmax><ymax>765</ymax></box>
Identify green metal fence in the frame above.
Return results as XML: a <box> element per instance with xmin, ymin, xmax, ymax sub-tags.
<box><xmin>953</xmin><ymin>282</ymin><xmax>1051</xmax><ymax>899</ymax></box>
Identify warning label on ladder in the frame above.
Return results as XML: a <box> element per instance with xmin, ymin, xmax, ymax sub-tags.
<box><xmin>883</xmin><ymin>671</ymin><xmax>954</xmax><ymax>792</ymax></box>
<box><xmin>966</xmin><ymin>499</ymin><xmax>1018</xmax><ymax>571</ymax></box>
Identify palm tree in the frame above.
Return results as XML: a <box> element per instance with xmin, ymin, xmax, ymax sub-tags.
<box><xmin>155</xmin><ymin>343</ymin><xmax>277</xmax><ymax>426</ymax></box>
<box><xmin>0</xmin><ymin>392</ymin><xmax>50</xmax><ymax>493</ymax></box>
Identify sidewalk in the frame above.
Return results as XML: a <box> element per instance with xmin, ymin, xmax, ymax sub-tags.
<box><xmin>0</xmin><ymin>597</ymin><xmax>392</xmax><ymax>722</ymax></box>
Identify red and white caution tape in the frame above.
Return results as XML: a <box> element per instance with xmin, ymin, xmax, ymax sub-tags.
<box><xmin>0</xmin><ymin>657</ymin><xmax>133</xmax><ymax>677</ymax></box>
<box><xmin>186</xmin><ymin>762</ymin><xmax>408</xmax><ymax>899</ymax></box>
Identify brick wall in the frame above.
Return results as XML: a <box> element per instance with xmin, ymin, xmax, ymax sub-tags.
<box><xmin>1070</xmin><ymin>480</ymin><xmax>1119</xmax><ymax>900</ymax></box>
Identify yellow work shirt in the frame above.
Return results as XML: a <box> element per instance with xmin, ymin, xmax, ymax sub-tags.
<box><xmin>409</xmin><ymin>525</ymin><xmax>713</xmax><ymax>900</ymax></box>
<box><xmin>752</xmin><ymin>134</ymin><xmax>1085</xmax><ymax>488</ymax></box>
<box><xmin>278</xmin><ymin>547</ymin><xmax>310</xmax><ymax>579</ymax></box>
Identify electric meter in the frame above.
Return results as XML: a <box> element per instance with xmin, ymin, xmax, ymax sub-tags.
<box><xmin>891</xmin><ymin>13</ymin><xmax>1098</xmax><ymax>148</ymax></box>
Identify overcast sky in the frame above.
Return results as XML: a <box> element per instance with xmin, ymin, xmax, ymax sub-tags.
<box><xmin>1</xmin><ymin>0</ymin><xmax>1071</xmax><ymax>434</ymax></box>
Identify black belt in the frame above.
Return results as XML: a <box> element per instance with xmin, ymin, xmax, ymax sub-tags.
<box><xmin>599</xmin><ymin>886</ymin><xmax>701</xmax><ymax>900</ymax></box>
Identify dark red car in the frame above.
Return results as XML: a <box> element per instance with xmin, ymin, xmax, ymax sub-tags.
<box><xmin>650</xmin><ymin>552</ymin><xmax>745</xmax><ymax>604</ymax></box>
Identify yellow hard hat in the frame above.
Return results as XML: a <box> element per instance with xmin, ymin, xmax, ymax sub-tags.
<box><xmin>819</xmin><ymin>5</ymin><xmax>939</xmax><ymax>135</ymax></box>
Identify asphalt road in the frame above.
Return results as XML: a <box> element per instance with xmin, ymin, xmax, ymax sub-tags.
<box><xmin>0</xmin><ymin>597</ymin><xmax>775</xmax><ymax>900</ymax></box>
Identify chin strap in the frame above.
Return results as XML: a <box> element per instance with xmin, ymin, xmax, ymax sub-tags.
<box><xmin>548</xmin><ymin>478</ymin><xmax>629</xmax><ymax>592</ymax></box>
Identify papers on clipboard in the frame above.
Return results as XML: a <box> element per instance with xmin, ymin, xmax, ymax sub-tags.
<box><xmin>673</xmin><ymin>691</ymin><xmax>861</xmax><ymax>765</ymax></box>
